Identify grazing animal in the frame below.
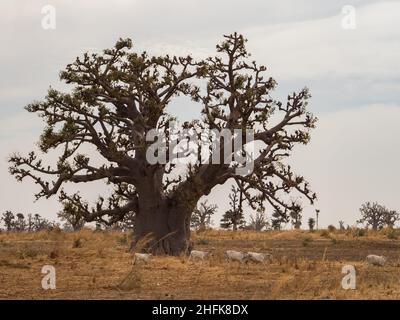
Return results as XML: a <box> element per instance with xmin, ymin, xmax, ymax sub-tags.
<box><xmin>225</xmin><ymin>250</ymin><xmax>249</xmax><ymax>263</ymax></box>
<box><xmin>189</xmin><ymin>250</ymin><xmax>210</xmax><ymax>260</ymax></box>
<box><xmin>366</xmin><ymin>254</ymin><xmax>386</xmax><ymax>267</ymax></box>
<box><xmin>133</xmin><ymin>253</ymin><xmax>152</xmax><ymax>264</ymax></box>
<box><xmin>246</xmin><ymin>252</ymin><xmax>272</xmax><ymax>263</ymax></box>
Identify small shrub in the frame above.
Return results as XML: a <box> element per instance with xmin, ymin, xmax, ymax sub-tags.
<box><xmin>327</xmin><ymin>225</ymin><xmax>336</xmax><ymax>232</ymax></box>
<box><xmin>386</xmin><ymin>229</ymin><xmax>398</xmax><ymax>240</ymax></box>
<box><xmin>353</xmin><ymin>228</ymin><xmax>366</xmax><ymax>237</ymax></box>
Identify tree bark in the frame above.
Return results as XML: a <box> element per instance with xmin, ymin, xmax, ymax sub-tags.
<box><xmin>130</xmin><ymin>177</ymin><xmax>194</xmax><ymax>255</ymax></box>
<box><xmin>131</xmin><ymin>201</ymin><xmax>191</xmax><ymax>255</ymax></box>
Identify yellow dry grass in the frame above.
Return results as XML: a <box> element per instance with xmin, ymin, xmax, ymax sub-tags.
<box><xmin>1</xmin><ymin>228</ymin><xmax>400</xmax><ymax>299</ymax></box>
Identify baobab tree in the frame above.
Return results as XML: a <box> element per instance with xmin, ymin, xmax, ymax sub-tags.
<box><xmin>220</xmin><ymin>184</ymin><xmax>246</xmax><ymax>231</ymax></box>
<box><xmin>191</xmin><ymin>200</ymin><xmax>217</xmax><ymax>231</ymax></box>
<box><xmin>357</xmin><ymin>202</ymin><xmax>399</xmax><ymax>230</ymax></box>
<box><xmin>9</xmin><ymin>33</ymin><xmax>316</xmax><ymax>255</ymax></box>
<box><xmin>58</xmin><ymin>202</ymin><xmax>86</xmax><ymax>231</ymax></box>
<box><xmin>247</xmin><ymin>209</ymin><xmax>269</xmax><ymax>231</ymax></box>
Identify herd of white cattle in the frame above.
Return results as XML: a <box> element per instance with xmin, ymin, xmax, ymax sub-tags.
<box><xmin>132</xmin><ymin>250</ymin><xmax>272</xmax><ymax>264</ymax></box>
<box><xmin>133</xmin><ymin>251</ymin><xmax>388</xmax><ymax>267</ymax></box>
<box><xmin>188</xmin><ymin>250</ymin><xmax>273</xmax><ymax>263</ymax></box>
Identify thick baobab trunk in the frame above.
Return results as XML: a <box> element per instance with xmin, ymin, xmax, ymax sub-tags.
<box><xmin>132</xmin><ymin>202</ymin><xmax>191</xmax><ymax>255</ymax></box>
<box><xmin>130</xmin><ymin>179</ymin><xmax>194</xmax><ymax>256</ymax></box>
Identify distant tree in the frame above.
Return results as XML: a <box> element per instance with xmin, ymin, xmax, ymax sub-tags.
<box><xmin>357</xmin><ymin>202</ymin><xmax>399</xmax><ymax>230</ymax></box>
<box><xmin>220</xmin><ymin>185</ymin><xmax>246</xmax><ymax>231</ymax></box>
<box><xmin>32</xmin><ymin>213</ymin><xmax>48</xmax><ymax>231</ymax></box>
<box><xmin>191</xmin><ymin>200</ymin><xmax>217</xmax><ymax>231</ymax></box>
<box><xmin>1</xmin><ymin>211</ymin><xmax>57</xmax><ymax>232</ymax></box>
<box><xmin>58</xmin><ymin>202</ymin><xmax>86</xmax><ymax>231</ymax></box>
<box><xmin>33</xmin><ymin>214</ymin><xmax>42</xmax><ymax>230</ymax></box>
<box><xmin>315</xmin><ymin>209</ymin><xmax>320</xmax><ymax>229</ymax></box>
<box><xmin>271</xmin><ymin>209</ymin><xmax>290</xmax><ymax>230</ymax></box>
<box><xmin>327</xmin><ymin>224</ymin><xmax>336</xmax><ymax>232</ymax></box>
<box><xmin>1</xmin><ymin>211</ymin><xmax>15</xmax><ymax>231</ymax></box>
<box><xmin>338</xmin><ymin>220</ymin><xmax>345</xmax><ymax>230</ymax></box>
<box><xmin>247</xmin><ymin>209</ymin><xmax>269</xmax><ymax>231</ymax></box>
<box><xmin>26</xmin><ymin>214</ymin><xmax>35</xmax><ymax>231</ymax></box>
<box><xmin>14</xmin><ymin>213</ymin><xmax>27</xmax><ymax>232</ymax></box>
<box><xmin>33</xmin><ymin>213</ymin><xmax>58</xmax><ymax>231</ymax></box>
<box><xmin>290</xmin><ymin>207</ymin><xmax>302</xmax><ymax>229</ymax></box>
<box><xmin>271</xmin><ymin>219</ymin><xmax>280</xmax><ymax>231</ymax></box>
<box><xmin>308</xmin><ymin>218</ymin><xmax>315</xmax><ymax>231</ymax></box>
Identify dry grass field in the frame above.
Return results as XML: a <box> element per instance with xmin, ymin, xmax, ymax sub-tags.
<box><xmin>1</xmin><ymin>228</ymin><xmax>400</xmax><ymax>299</ymax></box>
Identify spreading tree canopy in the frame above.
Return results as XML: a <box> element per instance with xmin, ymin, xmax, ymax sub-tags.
<box><xmin>358</xmin><ymin>202</ymin><xmax>399</xmax><ymax>230</ymax></box>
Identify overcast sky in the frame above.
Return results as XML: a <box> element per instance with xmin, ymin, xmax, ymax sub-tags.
<box><xmin>1</xmin><ymin>0</ymin><xmax>400</xmax><ymax>228</ymax></box>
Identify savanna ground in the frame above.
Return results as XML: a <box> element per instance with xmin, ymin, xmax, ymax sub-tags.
<box><xmin>1</xmin><ymin>228</ymin><xmax>400</xmax><ymax>299</ymax></box>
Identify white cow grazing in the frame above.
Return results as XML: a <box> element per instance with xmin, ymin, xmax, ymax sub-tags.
<box><xmin>366</xmin><ymin>254</ymin><xmax>386</xmax><ymax>267</ymax></box>
<box><xmin>246</xmin><ymin>252</ymin><xmax>272</xmax><ymax>263</ymax></box>
<box><xmin>134</xmin><ymin>253</ymin><xmax>152</xmax><ymax>264</ymax></box>
<box><xmin>225</xmin><ymin>250</ymin><xmax>249</xmax><ymax>263</ymax></box>
<box><xmin>189</xmin><ymin>250</ymin><xmax>210</xmax><ymax>260</ymax></box>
